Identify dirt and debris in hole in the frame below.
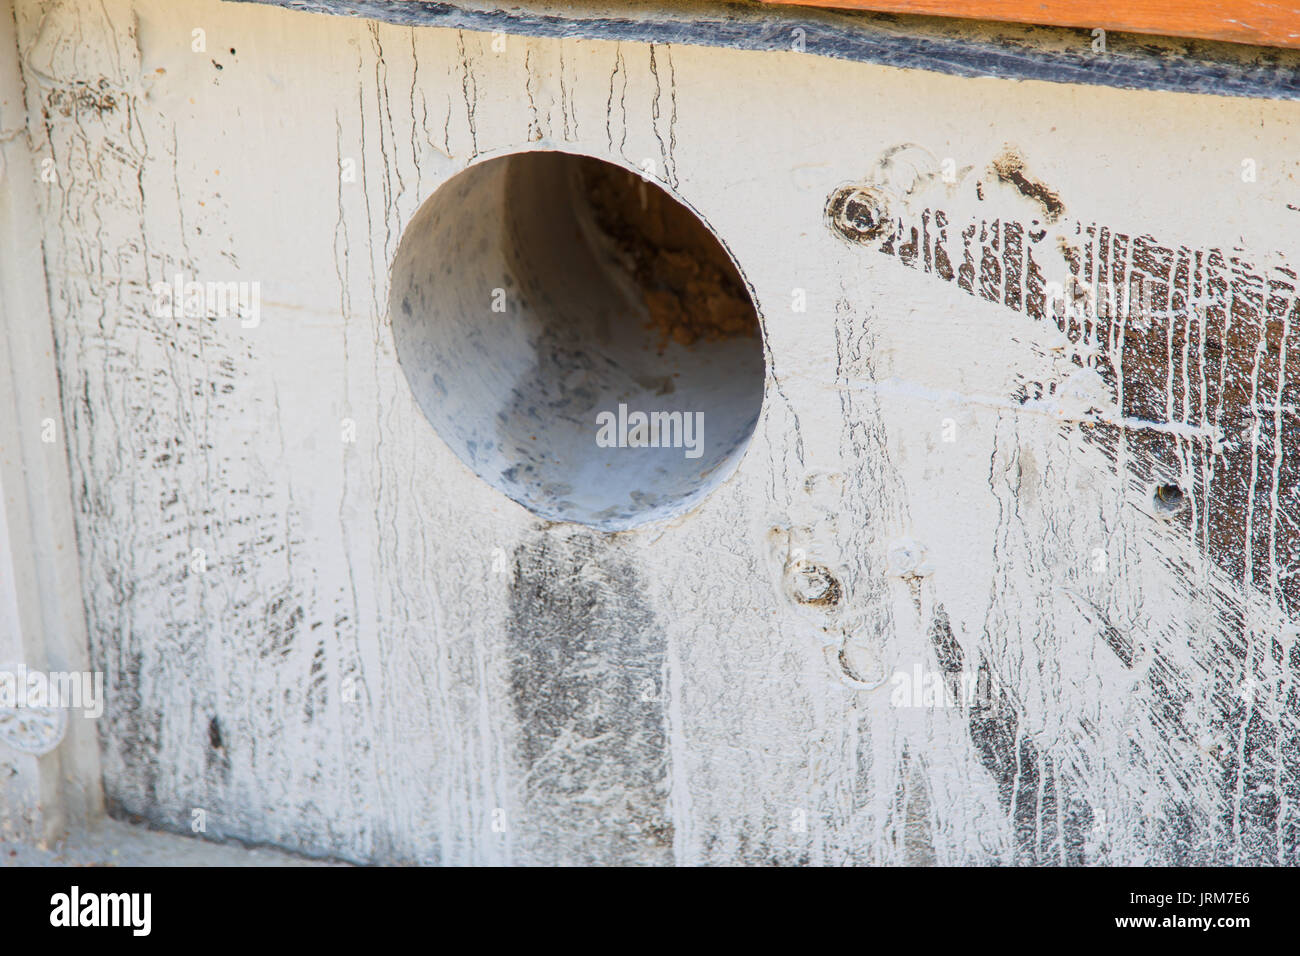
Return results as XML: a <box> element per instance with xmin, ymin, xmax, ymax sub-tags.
<box><xmin>578</xmin><ymin>158</ymin><xmax>759</xmax><ymax>349</ymax></box>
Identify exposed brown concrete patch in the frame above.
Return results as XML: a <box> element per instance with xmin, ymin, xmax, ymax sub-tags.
<box><xmin>989</xmin><ymin>146</ymin><xmax>1065</xmax><ymax>223</ymax></box>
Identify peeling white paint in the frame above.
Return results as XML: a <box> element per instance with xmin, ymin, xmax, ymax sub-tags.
<box><xmin>5</xmin><ymin>0</ymin><xmax>1300</xmax><ymax>864</ymax></box>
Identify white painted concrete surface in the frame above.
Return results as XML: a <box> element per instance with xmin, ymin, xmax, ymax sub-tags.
<box><xmin>3</xmin><ymin>0</ymin><xmax>1300</xmax><ymax>864</ymax></box>
<box><xmin>0</xmin><ymin>0</ymin><xmax>101</xmax><ymax>849</ymax></box>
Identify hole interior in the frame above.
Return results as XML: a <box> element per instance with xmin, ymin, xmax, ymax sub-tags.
<box><xmin>390</xmin><ymin>151</ymin><xmax>765</xmax><ymax>530</ymax></box>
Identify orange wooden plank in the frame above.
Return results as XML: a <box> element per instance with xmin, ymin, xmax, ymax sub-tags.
<box><xmin>757</xmin><ymin>0</ymin><xmax>1300</xmax><ymax>49</ymax></box>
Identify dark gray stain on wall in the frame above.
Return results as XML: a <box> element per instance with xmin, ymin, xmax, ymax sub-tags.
<box><xmin>928</xmin><ymin>606</ymin><xmax>1087</xmax><ymax>865</ymax></box>
<box><xmin>507</xmin><ymin>529</ymin><xmax>673</xmax><ymax>864</ymax></box>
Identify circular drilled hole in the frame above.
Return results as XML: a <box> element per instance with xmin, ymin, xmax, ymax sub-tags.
<box><xmin>390</xmin><ymin>151</ymin><xmax>766</xmax><ymax>530</ymax></box>
<box><xmin>1153</xmin><ymin>482</ymin><xmax>1187</xmax><ymax>516</ymax></box>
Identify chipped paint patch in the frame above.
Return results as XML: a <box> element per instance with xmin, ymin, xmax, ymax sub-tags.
<box><xmin>989</xmin><ymin>145</ymin><xmax>1065</xmax><ymax>223</ymax></box>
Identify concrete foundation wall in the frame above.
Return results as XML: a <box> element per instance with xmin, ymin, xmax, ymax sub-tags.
<box><xmin>4</xmin><ymin>0</ymin><xmax>1300</xmax><ymax>864</ymax></box>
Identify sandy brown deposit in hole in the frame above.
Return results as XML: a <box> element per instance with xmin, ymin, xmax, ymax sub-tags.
<box><xmin>578</xmin><ymin>158</ymin><xmax>759</xmax><ymax>349</ymax></box>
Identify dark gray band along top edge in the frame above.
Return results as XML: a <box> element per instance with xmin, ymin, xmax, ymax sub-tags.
<box><xmin>232</xmin><ymin>0</ymin><xmax>1300</xmax><ymax>102</ymax></box>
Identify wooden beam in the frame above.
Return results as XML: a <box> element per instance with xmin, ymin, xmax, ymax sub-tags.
<box><xmin>757</xmin><ymin>0</ymin><xmax>1300</xmax><ymax>49</ymax></box>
